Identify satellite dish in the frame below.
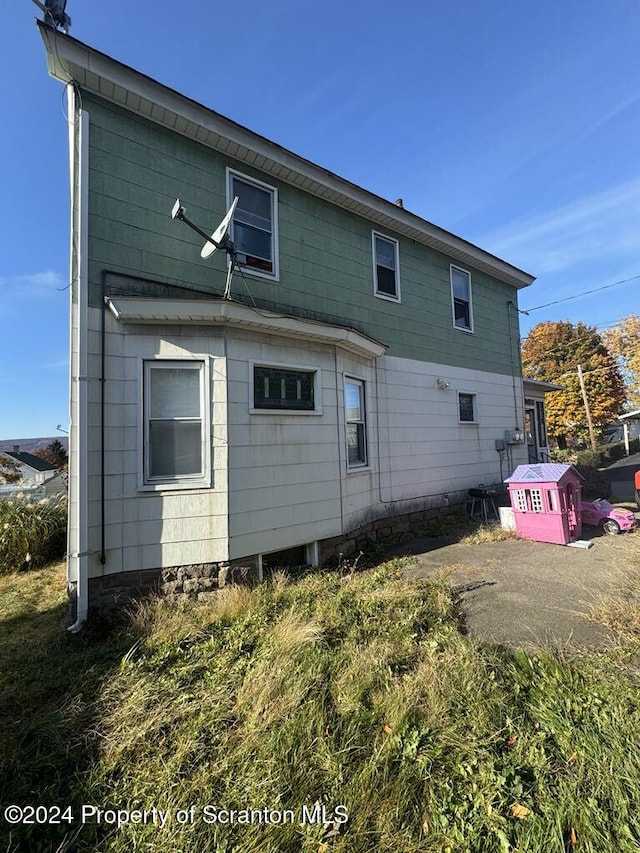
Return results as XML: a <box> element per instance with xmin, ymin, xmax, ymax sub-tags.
<box><xmin>201</xmin><ymin>197</ymin><xmax>238</xmax><ymax>259</ymax></box>
<box><xmin>170</xmin><ymin>195</ymin><xmax>241</xmax><ymax>300</ymax></box>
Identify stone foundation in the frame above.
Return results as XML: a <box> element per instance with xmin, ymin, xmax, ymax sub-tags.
<box><xmin>71</xmin><ymin>500</ymin><xmax>466</xmax><ymax>618</ymax></box>
<box><xmin>79</xmin><ymin>557</ymin><xmax>259</xmax><ymax>615</ymax></box>
<box><xmin>318</xmin><ymin>500</ymin><xmax>464</xmax><ymax>563</ymax></box>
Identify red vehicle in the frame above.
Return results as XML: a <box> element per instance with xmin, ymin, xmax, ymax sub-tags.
<box><xmin>636</xmin><ymin>469</ymin><xmax>640</xmax><ymax>508</ymax></box>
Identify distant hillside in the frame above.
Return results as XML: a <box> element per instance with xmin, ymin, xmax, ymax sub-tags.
<box><xmin>0</xmin><ymin>436</ymin><xmax>69</xmax><ymax>454</ymax></box>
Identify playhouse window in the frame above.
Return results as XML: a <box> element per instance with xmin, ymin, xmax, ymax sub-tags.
<box><xmin>529</xmin><ymin>489</ymin><xmax>543</xmax><ymax>513</ymax></box>
<box><xmin>513</xmin><ymin>488</ymin><xmax>544</xmax><ymax>513</ymax></box>
<box><xmin>513</xmin><ymin>490</ymin><xmax>527</xmax><ymax>512</ymax></box>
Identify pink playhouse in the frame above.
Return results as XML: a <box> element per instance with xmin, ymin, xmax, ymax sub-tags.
<box><xmin>504</xmin><ymin>464</ymin><xmax>583</xmax><ymax>545</ymax></box>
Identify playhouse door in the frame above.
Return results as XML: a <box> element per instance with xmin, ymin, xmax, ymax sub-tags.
<box><xmin>565</xmin><ymin>483</ymin><xmax>578</xmax><ymax>539</ymax></box>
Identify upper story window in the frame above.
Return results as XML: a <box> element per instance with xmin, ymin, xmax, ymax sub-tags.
<box><xmin>227</xmin><ymin>169</ymin><xmax>279</xmax><ymax>279</ymax></box>
<box><xmin>451</xmin><ymin>265</ymin><xmax>473</xmax><ymax>332</ymax></box>
<box><xmin>142</xmin><ymin>360</ymin><xmax>210</xmax><ymax>489</ymax></box>
<box><xmin>372</xmin><ymin>232</ymin><xmax>400</xmax><ymax>302</ymax></box>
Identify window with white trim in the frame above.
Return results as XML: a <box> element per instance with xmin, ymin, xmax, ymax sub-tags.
<box><xmin>143</xmin><ymin>361</ymin><xmax>208</xmax><ymax>486</ymax></box>
<box><xmin>253</xmin><ymin>365</ymin><xmax>317</xmax><ymax>411</ymax></box>
<box><xmin>451</xmin><ymin>265</ymin><xmax>473</xmax><ymax>331</ymax></box>
<box><xmin>372</xmin><ymin>232</ymin><xmax>400</xmax><ymax>301</ymax></box>
<box><xmin>513</xmin><ymin>489</ymin><xmax>527</xmax><ymax>512</ymax></box>
<box><xmin>345</xmin><ymin>378</ymin><xmax>367</xmax><ymax>467</ymax></box>
<box><xmin>228</xmin><ymin>170</ymin><xmax>278</xmax><ymax>277</ymax></box>
<box><xmin>529</xmin><ymin>488</ymin><xmax>544</xmax><ymax>513</ymax></box>
<box><xmin>458</xmin><ymin>392</ymin><xmax>477</xmax><ymax>423</ymax></box>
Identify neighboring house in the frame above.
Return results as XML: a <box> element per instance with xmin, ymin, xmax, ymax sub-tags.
<box><xmin>523</xmin><ymin>379</ymin><xmax>563</xmax><ymax>463</ymax></box>
<box><xmin>1</xmin><ymin>448</ymin><xmax>58</xmax><ymax>486</ymax></box>
<box><xmin>39</xmin><ymin>23</ymin><xmax>536</xmax><ymax>621</ymax></box>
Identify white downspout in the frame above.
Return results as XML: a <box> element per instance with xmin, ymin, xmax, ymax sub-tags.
<box><xmin>68</xmin><ymin>88</ymin><xmax>90</xmax><ymax>632</ymax></box>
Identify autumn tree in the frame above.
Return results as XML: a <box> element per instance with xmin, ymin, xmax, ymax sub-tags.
<box><xmin>521</xmin><ymin>321</ymin><xmax>626</xmax><ymax>447</ymax></box>
<box><xmin>0</xmin><ymin>454</ymin><xmax>22</xmax><ymax>484</ymax></box>
<box><xmin>601</xmin><ymin>314</ymin><xmax>640</xmax><ymax>410</ymax></box>
<box><xmin>34</xmin><ymin>439</ymin><xmax>68</xmax><ymax>470</ymax></box>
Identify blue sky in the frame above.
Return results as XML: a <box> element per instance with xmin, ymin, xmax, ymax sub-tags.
<box><xmin>2</xmin><ymin>0</ymin><xmax>639</xmax><ymax>437</ymax></box>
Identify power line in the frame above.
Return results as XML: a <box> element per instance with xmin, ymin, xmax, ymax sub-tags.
<box><xmin>521</xmin><ymin>274</ymin><xmax>640</xmax><ymax>313</ymax></box>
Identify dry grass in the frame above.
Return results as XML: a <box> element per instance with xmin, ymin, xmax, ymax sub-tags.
<box><xmin>458</xmin><ymin>522</ymin><xmax>520</xmax><ymax>545</ymax></box>
<box><xmin>2</xmin><ymin>559</ymin><xmax>640</xmax><ymax>852</ymax></box>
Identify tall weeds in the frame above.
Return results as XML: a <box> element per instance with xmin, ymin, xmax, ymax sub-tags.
<box><xmin>0</xmin><ymin>495</ymin><xmax>67</xmax><ymax>572</ymax></box>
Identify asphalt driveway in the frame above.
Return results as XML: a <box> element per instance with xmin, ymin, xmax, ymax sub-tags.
<box><xmin>389</xmin><ymin>529</ymin><xmax>639</xmax><ymax>648</ymax></box>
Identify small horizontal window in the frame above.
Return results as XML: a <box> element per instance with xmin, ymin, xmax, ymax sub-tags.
<box><xmin>254</xmin><ymin>366</ymin><xmax>316</xmax><ymax>411</ymax></box>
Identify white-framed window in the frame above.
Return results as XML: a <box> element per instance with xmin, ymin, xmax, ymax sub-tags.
<box><xmin>513</xmin><ymin>489</ymin><xmax>527</xmax><ymax>512</ymax></box>
<box><xmin>458</xmin><ymin>391</ymin><xmax>477</xmax><ymax>423</ymax></box>
<box><xmin>249</xmin><ymin>362</ymin><xmax>322</xmax><ymax>415</ymax></box>
<box><xmin>450</xmin><ymin>265</ymin><xmax>473</xmax><ymax>332</ymax></box>
<box><xmin>344</xmin><ymin>377</ymin><xmax>368</xmax><ymax>468</ymax></box>
<box><xmin>372</xmin><ymin>232</ymin><xmax>401</xmax><ymax>301</ymax></box>
<box><xmin>227</xmin><ymin>168</ymin><xmax>279</xmax><ymax>279</ymax></box>
<box><xmin>530</xmin><ymin>489</ymin><xmax>544</xmax><ymax>513</ymax></box>
<box><xmin>141</xmin><ymin>359</ymin><xmax>210</xmax><ymax>489</ymax></box>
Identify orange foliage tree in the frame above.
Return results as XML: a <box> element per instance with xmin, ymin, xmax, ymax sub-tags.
<box><xmin>521</xmin><ymin>321</ymin><xmax>626</xmax><ymax>447</ymax></box>
<box><xmin>602</xmin><ymin>314</ymin><xmax>640</xmax><ymax>410</ymax></box>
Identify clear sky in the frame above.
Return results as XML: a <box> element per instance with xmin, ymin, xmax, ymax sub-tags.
<box><xmin>2</xmin><ymin>0</ymin><xmax>639</xmax><ymax>437</ymax></box>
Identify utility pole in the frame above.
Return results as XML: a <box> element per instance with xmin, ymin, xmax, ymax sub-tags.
<box><xmin>577</xmin><ymin>364</ymin><xmax>597</xmax><ymax>451</ymax></box>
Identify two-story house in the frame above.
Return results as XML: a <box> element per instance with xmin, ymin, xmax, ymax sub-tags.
<box><xmin>38</xmin><ymin>22</ymin><xmax>535</xmax><ymax>624</ymax></box>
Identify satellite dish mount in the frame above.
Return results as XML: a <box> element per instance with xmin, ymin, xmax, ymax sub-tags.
<box><xmin>171</xmin><ymin>197</ymin><xmax>239</xmax><ymax>299</ymax></box>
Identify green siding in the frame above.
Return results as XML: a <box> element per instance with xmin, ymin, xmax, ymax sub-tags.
<box><xmin>84</xmin><ymin>93</ymin><xmax>521</xmax><ymax>375</ymax></box>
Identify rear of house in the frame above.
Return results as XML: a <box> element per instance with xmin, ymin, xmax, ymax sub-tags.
<box><xmin>38</xmin><ymin>22</ymin><xmax>534</xmax><ymax>619</ymax></box>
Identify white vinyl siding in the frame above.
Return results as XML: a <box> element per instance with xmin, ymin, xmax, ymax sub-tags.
<box><xmin>227</xmin><ymin>168</ymin><xmax>279</xmax><ymax>279</ymax></box>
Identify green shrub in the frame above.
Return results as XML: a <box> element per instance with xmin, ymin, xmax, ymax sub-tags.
<box><xmin>0</xmin><ymin>495</ymin><xmax>67</xmax><ymax>573</ymax></box>
<box><xmin>574</xmin><ymin>465</ymin><xmax>612</xmax><ymax>500</ymax></box>
<box><xmin>576</xmin><ymin>436</ymin><xmax>640</xmax><ymax>469</ymax></box>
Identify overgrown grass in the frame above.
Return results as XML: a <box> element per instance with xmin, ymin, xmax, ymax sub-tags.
<box><xmin>2</xmin><ymin>559</ymin><xmax>639</xmax><ymax>852</ymax></box>
<box><xmin>0</xmin><ymin>495</ymin><xmax>67</xmax><ymax>573</ymax></box>
<box><xmin>458</xmin><ymin>523</ymin><xmax>520</xmax><ymax>545</ymax></box>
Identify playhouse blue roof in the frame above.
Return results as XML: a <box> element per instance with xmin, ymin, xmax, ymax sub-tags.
<box><xmin>504</xmin><ymin>463</ymin><xmax>582</xmax><ymax>484</ymax></box>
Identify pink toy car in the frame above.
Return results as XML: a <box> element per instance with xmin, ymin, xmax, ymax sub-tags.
<box><xmin>580</xmin><ymin>499</ymin><xmax>637</xmax><ymax>535</ymax></box>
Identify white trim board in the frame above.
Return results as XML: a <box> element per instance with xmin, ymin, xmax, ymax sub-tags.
<box><xmin>106</xmin><ymin>297</ymin><xmax>386</xmax><ymax>359</ymax></box>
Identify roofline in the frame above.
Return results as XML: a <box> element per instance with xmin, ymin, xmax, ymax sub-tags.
<box><xmin>523</xmin><ymin>378</ymin><xmax>564</xmax><ymax>393</ymax></box>
<box><xmin>38</xmin><ymin>21</ymin><xmax>535</xmax><ymax>291</ymax></box>
<box><xmin>618</xmin><ymin>409</ymin><xmax>640</xmax><ymax>421</ymax></box>
<box><xmin>105</xmin><ymin>296</ymin><xmax>387</xmax><ymax>359</ymax></box>
<box><xmin>3</xmin><ymin>451</ymin><xmax>57</xmax><ymax>471</ymax></box>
